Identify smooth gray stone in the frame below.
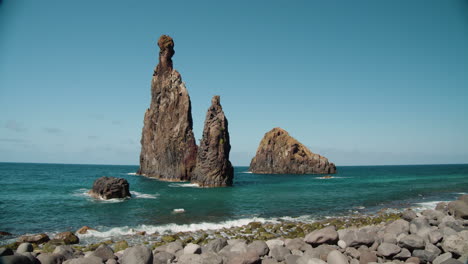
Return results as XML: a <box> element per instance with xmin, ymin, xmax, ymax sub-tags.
<box><xmin>226</xmin><ymin>250</ymin><xmax>260</xmax><ymax>264</ymax></box>
<box><xmin>230</xmin><ymin>241</ymin><xmax>247</xmax><ymax>253</ymax></box>
<box><xmin>428</xmin><ymin>230</ymin><xmax>443</xmax><ymax>244</ymax></box>
<box><xmin>327</xmin><ymin>250</ymin><xmax>349</xmax><ymax>264</ymax></box>
<box><xmin>440</xmin><ymin>259</ymin><xmax>463</xmax><ymax>264</ymax></box>
<box><xmin>63</xmin><ymin>256</ymin><xmax>103</xmax><ymax>264</ymax></box>
<box><xmin>377</xmin><ymin>243</ymin><xmax>401</xmax><ymax>257</ymax></box>
<box><xmin>248</xmin><ymin>240</ymin><xmax>269</xmax><ymax>257</ymax></box>
<box><xmin>399</xmin><ymin>234</ymin><xmax>425</xmax><ymax>249</ymax></box>
<box><xmin>183</xmin><ymin>243</ymin><xmax>201</xmax><ymax>254</ymax></box>
<box><xmin>402</xmin><ymin>210</ymin><xmax>418</xmax><ymax>222</ymax></box>
<box><xmin>433</xmin><ymin>253</ymin><xmax>453</xmax><ymax>264</ymax></box>
<box><xmin>200</xmin><ymin>252</ymin><xmax>223</xmax><ymax>264</ymax></box>
<box><xmin>36</xmin><ymin>253</ymin><xmax>66</xmax><ymax>264</ymax></box>
<box><xmin>262</xmin><ymin>258</ymin><xmax>281</xmax><ymax>264</ymax></box>
<box><xmin>121</xmin><ymin>245</ymin><xmax>153</xmax><ymax>264</ymax></box>
<box><xmin>152</xmin><ymin>251</ymin><xmax>175</xmax><ymax>264</ymax></box>
<box><xmin>269</xmin><ymin>246</ymin><xmax>291</xmax><ymax>262</ymax></box>
<box><xmin>382</xmin><ymin>233</ymin><xmax>397</xmax><ymax>244</ymax></box>
<box><xmin>177</xmin><ymin>253</ymin><xmax>201</xmax><ymax>264</ymax></box>
<box><xmin>90</xmin><ymin>244</ymin><xmax>115</xmax><ymax>261</ymax></box>
<box><xmin>17</xmin><ymin>243</ymin><xmax>33</xmax><ymax>254</ymax></box>
<box><xmin>394</xmin><ymin>248</ymin><xmax>411</xmax><ymax>259</ymax></box>
<box><xmin>105</xmin><ymin>259</ymin><xmax>117</xmax><ymax>264</ymax></box>
<box><xmin>409</xmin><ymin>218</ymin><xmax>431</xmax><ymax>239</ymax></box>
<box><xmin>359</xmin><ymin>250</ymin><xmax>377</xmax><ymax>264</ymax></box>
<box><xmin>266</xmin><ymin>239</ymin><xmax>284</xmax><ymax>250</ymax></box>
<box><xmin>386</xmin><ymin>220</ymin><xmax>410</xmax><ymax>235</ymax></box>
<box><xmin>297</xmin><ymin>257</ymin><xmax>326</xmax><ymax>264</ymax></box>
<box><xmin>286</xmin><ymin>238</ymin><xmax>306</xmax><ymax>251</ymax></box>
<box><xmin>53</xmin><ymin>245</ymin><xmax>75</xmax><ymax>260</ymax></box>
<box><xmin>285</xmin><ymin>254</ymin><xmax>301</xmax><ymax>264</ymax></box>
<box><xmin>165</xmin><ymin>241</ymin><xmax>182</xmax><ymax>254</ymax></box>
<box><xmin>442</xmin><ymin>233</ymin><xmax>468</xmax><ymax>256</ymax></box>
<box><xmin>345</xmin><ymin>247</ymin><xmax>360</xmax><ymax>259</ymax></box>
<box><xmin>304</xmin><ymin>226</ymin><xmax>338</xmax><ymax>245</ymax></box>
<box><xmin>203</xmin><ymin>238</ymin><xmax>227</xmax><ymax>253</ymax></box>
<box><xmin>340</xmin><ymin>229</ymin><xmax>376</xmax><ymax>247</ymax></box>
<box><xmin>413</xmin><ymin>249</ymin><xmax>439</xmax><ymax>263</ymax></box>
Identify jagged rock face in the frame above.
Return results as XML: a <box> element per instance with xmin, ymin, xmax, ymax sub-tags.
<box><xmin>89</xmin><ymin>176</ymin><xmax>131</xmax><ymax>199</ymax></box>
<box><xmin>192</xmin><ymin>96</ymin><xmax>234</xmax><ymax>187</ymax></box>
<box><xmin>249</xmin><ymin>128</ymin><xmax>336</xmax><ymax>174</ymax></box>
<box><xmin>138</xmin><ymin>35</ymin><xmax>198</xmax><ymax>181</ymax></box>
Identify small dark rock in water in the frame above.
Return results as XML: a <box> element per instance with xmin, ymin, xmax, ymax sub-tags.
<box><xmin>192</xmin><ymin>96</ymin><xmax>234</xmax><ymax>187</ymax></box>
<box><xmin>53</xmin><ymin>231</ymin><xmax>79</xmax><ymax>245</ymax></box>
<box><xmin>17</xmin><ymin>233</ymin><xmax>50</xmax><ymax>244</ymax></box>
<box><xmin>89</xmin><ymin>176</ymin><xmax>131</xmax><ymax>200</ymax></box>
<box><xmin>0</xmin><ymin>231</ymin><xmax>12</xmax><ymax>236</ymax></box>
<box><xmin>249</xmin><ymin>127</ymin><xmax>336</xmax><ymax>174</ymax></box>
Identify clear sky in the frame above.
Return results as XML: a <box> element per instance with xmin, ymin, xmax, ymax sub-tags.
<box><xmin>1</xmin><ymin>0</ymin><xmax>468</xmax><ymax>166</ymax></box>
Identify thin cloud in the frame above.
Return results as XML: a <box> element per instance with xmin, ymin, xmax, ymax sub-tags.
<box><xmin>44</xmin><ymin>127</ymin><xmax>63</xmax><ymax>134</ymax></box>
<box><xmin>4</xmin><ymin>120</ymin><xmax>27</xmax><ymax>132</ymax></box>
<box><xmin>111</xmin><ymin>120</ymin><xmax>122</xmax><ymax>125</ymax></box>
<box><xmin>0</xmin><ymin>138</ymin><xmax>28</xmax><ymax>143</ymax></box>
<box><xmin>88</xmin><ymin>135</ymin><xmax>99</xmax><ymax>140</ymax></box>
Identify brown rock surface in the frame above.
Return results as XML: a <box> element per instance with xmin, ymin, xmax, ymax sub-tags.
<box><xmin>192</xmin><ymin>96</ymin><xmax>234</xmax><ymax>187</ymax></box>
<box><xmin>249</xmin><ymin>127</ymin><xmax>336</xmax><ymax>174</ymax></box>
<box><xmin>137</xmin><ymin>35</ymin><xmax>197</xmax><ymax>181</ymax></box>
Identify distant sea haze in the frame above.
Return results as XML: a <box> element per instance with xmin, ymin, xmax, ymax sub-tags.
<box><xmin>0</xmin><ymin>163</ymin><xmax>467</xmax><ymax>244</ymax></box>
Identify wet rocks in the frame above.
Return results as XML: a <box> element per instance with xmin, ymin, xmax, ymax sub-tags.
<box><xmin>53</xmin><ymin>232</ymin><xmax>79</xmax><ymax>245</ymax></box>
<box><xmin>17</xmin><ymin>233</ymin><xmax>50</xmax><ymax>244</ymax></box>
<box><xmin>304</xmin><ymin>226</ymin><xmax>339</xmax><ymax>245</ymax></box>
<box><xmin>89</xmin><ymin>177</ymin><xmax>130</xmax><ymax>200</ymax></box>
<box><xmin>138</xmin><ymin>35</ymin><xmax>198</xmax><ymax>181</ymax></box>
<box><xmin>192</xmin><ymin>96</ymin><xmax>234</xmax><ymax>187</ymax></box>
<box><xmin>249</xmin><ymin>127</ymin><xmax>336</xmax><ymax>174</ymax></box>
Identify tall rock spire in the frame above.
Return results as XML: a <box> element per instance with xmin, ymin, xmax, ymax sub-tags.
<box><xmin>192</xmin><ymin>96</ymin><xmax>234</xmax><ymax>187</ymax></box>
<box><xmin>137</xmin><ymin>35</ymin><xmax>198</xmax><ymax>181</ymax></box>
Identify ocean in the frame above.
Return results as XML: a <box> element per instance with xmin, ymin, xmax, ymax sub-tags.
<box><xmin>0</xmin><ymin>162</ymin><xmax>467</xmax><ymax>245</ymax></box>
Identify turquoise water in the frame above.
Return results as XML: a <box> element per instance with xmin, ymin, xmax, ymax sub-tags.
<box><xmin>0</xmin><ymin>163</ymin><xmax>467</xmax><ymax>243</ymax></box>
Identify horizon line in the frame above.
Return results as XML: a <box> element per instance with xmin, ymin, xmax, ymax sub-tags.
<box><xmin>0</xmin><ymin>161</ymin><xmax>467</xmax><ymax>167</ymax></box>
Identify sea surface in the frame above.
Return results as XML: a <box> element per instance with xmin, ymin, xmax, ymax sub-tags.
<box><xmin>0</xmin><ymin>162</ymin><xmax>467</xmax><ymax>244</ymax></box>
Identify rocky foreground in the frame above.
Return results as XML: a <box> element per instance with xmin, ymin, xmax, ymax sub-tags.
<box><xmin>1</xmin><ymin>196</ymin><xmax>467</xmax><ymax>264</ymax></box>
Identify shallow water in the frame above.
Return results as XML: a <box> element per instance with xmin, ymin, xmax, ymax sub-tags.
<box><xmin>0</xmin><ymin>163</ymin><xmax>467</xmax><ymax>243</ymax></box>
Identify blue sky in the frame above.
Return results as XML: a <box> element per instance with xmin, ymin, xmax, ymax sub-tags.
<box><xmin>1</xmin><ymin>0</ymin><xmax>468</xmax><ymax>166</ymax></box>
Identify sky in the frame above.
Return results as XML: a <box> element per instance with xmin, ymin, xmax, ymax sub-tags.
<box><xmin>1</xmin><ymin>0</ymin><xmax>468</xmax><ymax>166</ymax></box>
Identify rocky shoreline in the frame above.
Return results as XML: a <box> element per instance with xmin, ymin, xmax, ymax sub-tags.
<box><xmin>1</xmin><ymin>196</ymin><xmax>467</xmax><ymax>264</ymax></box>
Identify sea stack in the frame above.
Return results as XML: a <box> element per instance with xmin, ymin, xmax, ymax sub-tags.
<box><xmin>192</xmin><ymin>96</ymin><xmax>234</xmax><ymax>187</ymax></box>
<box><xmin>249</xmin><ymin>127</ymin><xmax>336</xmax><ymax>174</ymax></box>
<box><xmin>137</xmin><ymin>35</ymin><xmax>198</xmax><ymax>181</ymax></box>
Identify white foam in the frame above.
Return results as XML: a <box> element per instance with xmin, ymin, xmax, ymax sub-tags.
<box><xmin>241</xmin><ymin>171</ymin><xmax>253</xmax><ymax>174</ymax></box>
<box><xmin>127</xmin><ymin>172</ymin><xmax>138</xmax><ymax>175</ymax></box>
<box><xmin>131</xmin><ymin>191</ymin><xmax>158</xmax><ymax>199</ymax></box>
<box><xmin>77</xmin><ymin>217</ymin><xmax>275</xmax><ymax>239</ymax></box>
<box><xmin>73</xmin><ymin>188</ymin><xmax>128</xmax><ymax>203</ymax></box>
<box><xmin>173</xmin><ymin>208</ymin><xmax>185</xmax><ymax>213</ymax></box>
<box><xmin>168</xmin><ymin>183</ymin><xmax>200</xmax><ymax>188</ymax></box>
<box><xmin>413</xmin><ymin>201</ymin><xmax>448</xmax><ymax>211</ymax></box>
<box><xmin>314</xmin><ymin>176</ymin><xmax>350</xmax><ymax>179</ymax></box>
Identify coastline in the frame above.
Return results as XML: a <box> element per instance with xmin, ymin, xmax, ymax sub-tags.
<box><xmin>2</xmin><ymin>195</ymin><xmax>467</xmax><ymax>263</ymax></box>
